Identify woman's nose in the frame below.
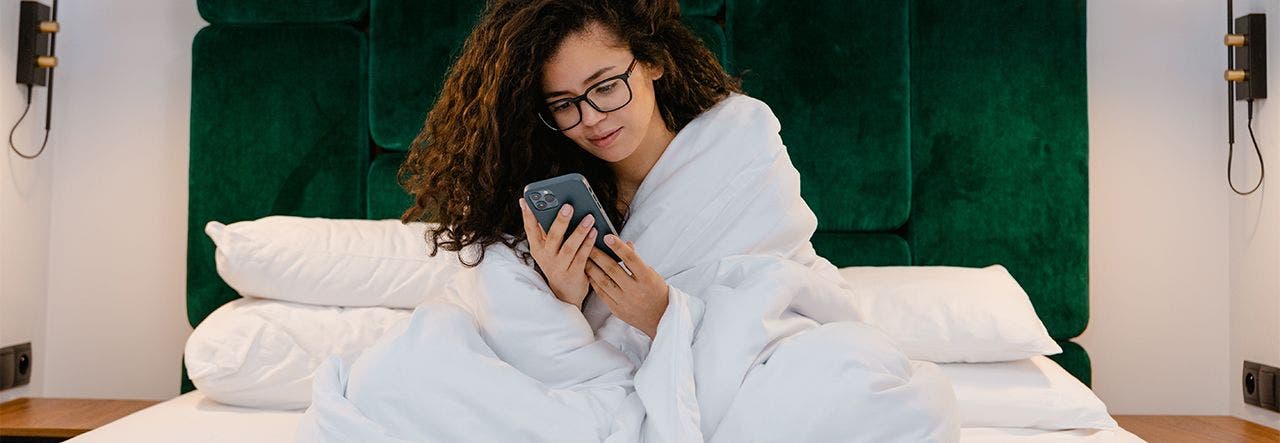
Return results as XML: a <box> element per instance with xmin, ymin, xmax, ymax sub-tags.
<box><xmin>580</xmin><ymin>103</ymin><xmax>606</xmax><ymax>127</ymax></box>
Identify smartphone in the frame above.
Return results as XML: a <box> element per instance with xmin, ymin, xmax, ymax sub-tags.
<box><xmin>523</xmin><ymin>173</ymin><xmax>622</xmax><ymax>263</ymax></box>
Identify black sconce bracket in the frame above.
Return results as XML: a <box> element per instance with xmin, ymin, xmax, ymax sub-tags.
<box><xmin>1232</xmin><ymin>14</ymin><xmax>1267</xmax><ymax>101</ymax></box>
<box><xmin>15</xmin><ymin>1</ymin><xmax>54</xmax><ymax>86</ymax></box>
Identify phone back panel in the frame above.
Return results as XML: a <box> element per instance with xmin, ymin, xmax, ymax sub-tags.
<box><xmin>523</xmin><ymin>173</ymin><xmax>620</xmax><ymax>261</ymax></box>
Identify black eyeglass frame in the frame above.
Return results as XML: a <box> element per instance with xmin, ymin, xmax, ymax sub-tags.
<box><xmin>538</xmin><ymin>59</ymin><xmax>639</xmax><ymax>132</ymax></box>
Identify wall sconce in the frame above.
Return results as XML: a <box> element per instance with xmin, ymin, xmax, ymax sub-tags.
<box><xmin>1225</xmin><ymin>0</ymin><xmax>1267</xmax><ymax>195</ymax></box>
<box><xmin>8</xmin><ymin>0</ymin><xmax>58</xmax><ymax>160</ymax></box>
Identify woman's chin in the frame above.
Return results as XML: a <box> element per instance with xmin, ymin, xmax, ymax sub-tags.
<box><xmin>597</xmin><ymin>151</ymin><xmax>625</xmax><ymax>163</ymax></box>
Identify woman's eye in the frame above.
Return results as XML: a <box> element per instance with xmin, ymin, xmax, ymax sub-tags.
<box><xmin>549</xmin><ymin>102</ymin><xmax>572</xmax><ymax>112</ymax></box>
<box><xmin>595</xmin><ymin>82</ymin><xmax>616</xmax><ymax>93</ymax></box>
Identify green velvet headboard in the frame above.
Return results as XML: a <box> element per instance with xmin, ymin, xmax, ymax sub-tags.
<box><xmin>185</xmin><ymin>0</ymin><xmax>1089</xmax><ymax>391</ymax></box>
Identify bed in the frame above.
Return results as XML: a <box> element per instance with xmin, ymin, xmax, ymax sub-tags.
<box><xmin>74</xmin><ymin>0</ymin><xmax>1129</xmax><ymax>441</ymax></box>
<box><xmin>70</xmin><ymin>360</ymin><xmax>1146</xmax><ymax>442</ymax></box>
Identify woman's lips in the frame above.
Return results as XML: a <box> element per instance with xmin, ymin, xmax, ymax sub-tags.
<box><xmin>589</xmin><ymin>127</ymin><xmax>622</xmax><ymax>149</ymax></box>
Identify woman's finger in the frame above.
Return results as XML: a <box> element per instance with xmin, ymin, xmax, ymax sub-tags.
<box><xmin>569</xmin><ymin>229</ymin><xmax>597</xmax><ymax>272</ymax></box>
<box><xmin>558</xmin><ymin>214</ymin><xmax>595</xmax><ymax>260</ymax></box>
<box><xmin>517</xmin><ymin>199</ymin><xmax>544</xmax><ymax>249</ymax></box>
<box><xmin>588</xmin><ymin>248</ymin><xmax>620</xmax><ymax>272</ymax></box>
<box><xmin>586</xmin><ymin>261</ymin><xmax>621</xmax><ymax>306</ymax></box>
<box><xmin>544</xmin><ymin>204</ymin><xmax>574</xmax><ymax>251</ymax></box>
<box><xmin>605</xmin><ymin>235</ymin><xmax>646</xmax><ymax>277</ymax></box>
<box><xmin>590</xmin><ymin>248</ymin><xmax>636</xmax><ymax>290</ymax></box>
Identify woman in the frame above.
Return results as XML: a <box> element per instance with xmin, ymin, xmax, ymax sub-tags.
<box><xmin>295</xmin><ymin>1</ymin><xmax>958</xmax><ymax>441</ymax></box>
<box><xmin>398</xmin><ymin>0</ymin><xmax>738</xmax><ymax>340</ymax></box>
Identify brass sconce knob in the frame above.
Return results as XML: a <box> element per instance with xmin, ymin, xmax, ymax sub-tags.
<box><xmin>36</xmin><ymin>56</ymin><xmax>57</xmax><ymax>68</ymax></box>
<box><xmin>1225</xmin><ymin>34</ymin><xmax>1246</xmax><ymax>47</ymax></box>
<box><xmin>1225</xmin><ymin>69</ymin><xmax>1248</xmax><ymax>82</ymax></box>
<box><xmin>38</xmin><ymin>20</ymin><xmax>59</xmax><ymax>33</ymax></box>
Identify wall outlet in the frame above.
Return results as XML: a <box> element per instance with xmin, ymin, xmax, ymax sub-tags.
<box><xmin>0</xmin><ymin>343</ymin><xmax>33</xmax><ymax>391</ymax></box>
<box><xmin>1243</xmin><ymin>360</ymin><xmax>1280</xmax><ymax>412</ymax></box>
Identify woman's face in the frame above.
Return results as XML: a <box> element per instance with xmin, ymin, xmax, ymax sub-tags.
<box><xmin>541</xmin><ymin>22</ymin><xmax>664</xmax><ymax>163</ymax></box>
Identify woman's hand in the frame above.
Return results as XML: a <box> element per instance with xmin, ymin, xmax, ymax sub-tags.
<box><xmin>519</xmin><ymin>199</ymin><xmax>598</xmax><ymax>309</ymax></box>
<box><xmin>587</xmin><ymin>235</ymin><xmax>669</xmax><ymax>339</ymax></box>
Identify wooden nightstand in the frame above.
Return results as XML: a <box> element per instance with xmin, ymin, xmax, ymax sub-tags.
<box><xmin>1115</xmin><ymin>415</ymin><xmax>1280</xmax><ymax>442</ymax></box>
<box><xmin>0</xmin><ymin>397</ymin><xmax>160</xmax><ymax>443</ymax></box>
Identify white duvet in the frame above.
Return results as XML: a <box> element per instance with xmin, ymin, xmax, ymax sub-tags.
<box><xmin>294</xmin><ymin>93</ymin><xmax>960</xmax><ymax>442</ymax></box>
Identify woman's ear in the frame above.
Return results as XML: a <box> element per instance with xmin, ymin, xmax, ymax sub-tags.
<box><xmin>646</xmin><ymin>62</ymin><xmax>663</xmax><ymax>81</ymax></box>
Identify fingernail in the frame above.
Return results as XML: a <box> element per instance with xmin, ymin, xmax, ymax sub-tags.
<box><xmin>560</xmin><ymin>204</ymin><xmax>573</xmax><ymax>216</ymax></box>
<box><xmin>604</xmin><ymin>234</ymin><xmax>616</xmax><ymax>245</ymax></box>
<box><xmin>518</xmin><ymin>198</ymin><xmax>525</xmax><ymax>208</ymax></box>
<box><xmin>580</xmin><ymin>214</ymin><xmax>594</xmax><ymax>226</ymax></box>
<box><xmin>589</xmin><ymin>228</ymin><xmax>598</xmax><ymax>237</ymax></box>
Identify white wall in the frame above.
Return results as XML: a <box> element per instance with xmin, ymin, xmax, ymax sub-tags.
<box><xmin>1080</xmin><ymin>0</ymin><xmax>1233</xmax><ymax>415</ymax></box>
<box><xmin>1085</xmin><ymin>0</ymin><xmax>1280</xmax><ymax>426</ymax></box>
<box><xmin>1227</xmin><ymin>0</ymin><xmax>1280</xmax><ymax>430</ymax></box>
<box><xmin>38</xmin><ymin>1</ymin><xmax>202</xmax><ymax>399</ymax></box>
<box><xmin>0</xmin><ymin>0</ymin><xmax>54</xmax><ymax>403</ymax></box>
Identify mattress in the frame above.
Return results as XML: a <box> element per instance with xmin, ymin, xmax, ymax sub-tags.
<box><xmin>68</xmin><ymin>391</ymin><xmax>1145</xmax><ymax>443</ymax></box>
<box><xmin>66</xmin><ymin>392</ymin><xmax>301</xmax><ymax>443</ymax></box>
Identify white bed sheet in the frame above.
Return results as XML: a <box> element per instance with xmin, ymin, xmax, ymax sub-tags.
<box><xmin>66</xmin><ymin>391</ymin><xmax>302</xmax><ymax>443</ymax></box>
<box><xmin>67</xmin><ymin>391</ymin><xmax>1146</xmax><ymax>443</ymax></box>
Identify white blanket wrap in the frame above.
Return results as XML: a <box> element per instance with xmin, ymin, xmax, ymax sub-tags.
<box><xmin>294</xmin><ymin>94</ymin><xmax>960</xmax><ymax>442</ymax></box>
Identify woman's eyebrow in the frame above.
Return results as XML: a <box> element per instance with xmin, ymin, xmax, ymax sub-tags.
<box><xmin>545</xmin><ymin>65</ymin><xmax>617</xmax><ymax>98</ymax></box>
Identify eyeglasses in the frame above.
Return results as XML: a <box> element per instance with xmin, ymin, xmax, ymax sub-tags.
<box><xmin>538</xmin><ymin>59</ymin><xmax>638</xmax><ymax>132</ymax></box>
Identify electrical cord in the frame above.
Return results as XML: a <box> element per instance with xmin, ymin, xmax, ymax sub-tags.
<box><xmin>8</xmin><ymin>84</ymin><xmax>50</xmax><ymax>160</ymax></box>
<box><xmin>1229</xmin><ymin>99</ymin><xmax>1264</xmax><ymax>195</ymax></box>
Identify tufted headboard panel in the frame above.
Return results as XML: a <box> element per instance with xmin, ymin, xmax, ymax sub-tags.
<box><xmin>185</xmin><ymin>0</ymin><xmax>1089</xmax><ymax>390</ymax></box>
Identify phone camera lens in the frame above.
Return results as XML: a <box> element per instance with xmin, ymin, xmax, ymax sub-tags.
<box><xmin>534</xmin><ymin>200</ymin><xmax>547</xmax><ymax>210</ymax></box>
<box><xmin>530</xmin><ymin>193</ymin><xmax>541</xmax><ymax>201</ymax></box>
<box><xmin>544</xmin><ymin>195</ymin><xmax>558</xmax><ymax>205</ymax></box>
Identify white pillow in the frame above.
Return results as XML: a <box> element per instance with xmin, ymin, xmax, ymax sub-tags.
<box><xmin>205</xmin><ymin>216</ymin><xmax>465</xmax><ymax>308</ymax></box>
<box><xmin>837</xmin><ymin>265</ymin><xmax>1061</xmax><ymax>362</ymax></box>
<box><xmin>185</xmin><ymin>297</ymin><xmax>410</xmax><ymax>410</ymax></box>
<box><xmin>940</xmin><ymin>356</ymin><xmax>1117</xmax><ymax>431</ymax></box>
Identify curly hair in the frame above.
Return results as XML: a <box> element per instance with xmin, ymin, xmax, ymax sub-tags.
<box><xmin>398</xmin><ymin>0</ymin><xmax>741</xmax><ymax>267</ymax></box>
